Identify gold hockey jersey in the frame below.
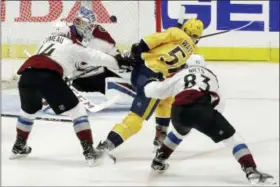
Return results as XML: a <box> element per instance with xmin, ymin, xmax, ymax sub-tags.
<box><xmin>141</xmin><ymin>27</ymin><xmax>196</xmax><ymax>77</ymax></box>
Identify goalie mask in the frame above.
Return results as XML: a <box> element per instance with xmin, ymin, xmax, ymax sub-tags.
<box><xmin>73</xmin><ymin>7</ymin><xmax>97</xmax><ymax>41</ymax></box>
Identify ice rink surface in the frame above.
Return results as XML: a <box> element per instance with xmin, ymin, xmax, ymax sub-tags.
<box><xmin>1</xmin><ymin>60</ymin><xmax>279</xmax><ymax>186</ymax></box>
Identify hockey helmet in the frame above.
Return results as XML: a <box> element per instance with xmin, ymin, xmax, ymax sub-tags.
<box><xmin>186</xmin><ymin>54</ymin><xmax>206</xmax><ymax>67</ymax></box>
<box><xmin>182</xmin><ymin>18</ymin><xmax>204</xmax><ymax>39</ymax></box>
<box><xmin>73</xmin><ymin>6</ymin><xmax>97</xmax><ymax>40</ymax></box>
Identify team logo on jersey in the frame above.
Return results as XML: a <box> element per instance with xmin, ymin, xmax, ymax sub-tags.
<box><xmin>75</xmin><ymin>61</ymin><xmax>89</xmax><ymax>71</ymax></box>
<box><xmin>59</xmin><ymin>105</ymin><xmax>65</xmax><ymax>111</ymax></box>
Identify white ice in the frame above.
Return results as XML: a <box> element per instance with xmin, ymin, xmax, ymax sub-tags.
<box><xmin>1</xmin><ymin>60</ymin><xmax>279</xmax><ymax>186</ymax></box>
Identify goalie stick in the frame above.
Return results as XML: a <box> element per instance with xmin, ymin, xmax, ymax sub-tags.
<box><xmin>176</xmin><ymin>5</ymin><xmax>254</xmax><ymax>39</ymax></box>
<box><xmin>24</xmin><ymin>50</ymin><xmax>120</xmax><ymax>113</ymax></box>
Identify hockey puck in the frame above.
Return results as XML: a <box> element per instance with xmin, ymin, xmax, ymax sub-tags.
<box><xmin>110</xmin><ymin>15</ymin><xmax>117</xmax><ymax>23</ymax></box>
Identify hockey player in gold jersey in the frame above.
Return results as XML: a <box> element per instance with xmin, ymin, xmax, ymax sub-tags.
<box><xmin>97</xmin><ymin>18</ymin><xmax>204</xmax><ymax>157</ymax></box>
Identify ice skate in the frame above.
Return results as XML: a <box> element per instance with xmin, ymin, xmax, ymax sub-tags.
<box><xmin>96</xmin><ymin>141</ymin><xmax>116</xmax><ymax>163</ymax></box>
<box><xmin>151</xmin><ymin>149</ymin><xmax>169</xmax><ymax>174</ymax></box>
<box><xmin>81</xmin><ymin>140</ymin><xmax>102</xmax><ymax>167</ymax></box>
<box><xmin>243</xmin><ymin>167</ymin><xmax>277</xmax><ymax>185</ymax></box>
<box><xmin>153</xmin><ymin>129</ymin><xmax>167</xmax><ymax>153</ymax></box>
<box><xmin>10</xmin><ymin>135</ymin><xmax>32</xmax><ymax>160</ymax></box>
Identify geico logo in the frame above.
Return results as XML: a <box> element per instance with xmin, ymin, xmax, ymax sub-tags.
<box><xmin>161</xmin><ymin>0</ymin><xmax>279</xmax><ymax>32</ymax></box>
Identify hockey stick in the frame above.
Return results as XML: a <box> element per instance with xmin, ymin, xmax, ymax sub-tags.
<box><xmin>1</xmin><ymin>113</ymin><xmax>72</xmax><ymax>122</ymax></box>
<box><xmin>70</xmin><ymin>85</ymin><xmax>120</xmax><ymax>113</ymax></box>
<box><xmin>66</xmin><ymin>66</ymin><xmax>101</xmax><ymax>82</ymax></box>
<box><xmin>176</xmin><ymin>5</ymin><xmax>254</xmax><ymax>39</ymax></box>
<box><xmin>24</xmin><ymin>50</ymin><xmax>120</xmax><ymax>113</ymax></box>
<box><xmin>200</xmin><ymin>21</ymin><xmax>254</xmax><ymax>39</ymax></box>
<box><xmin>177</xmin><ymin>5</ymin><xmax>186</xmax><ymax>28</ymax></box>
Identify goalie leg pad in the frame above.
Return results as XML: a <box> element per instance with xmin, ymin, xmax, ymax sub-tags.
<box><xmin>105</xmin><ymin>77</ymin><xmax>135</xmax><ymax>105</ymax></box>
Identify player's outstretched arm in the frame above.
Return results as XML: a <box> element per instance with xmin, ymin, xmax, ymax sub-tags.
<box><xmin>144</xmin><ymin>76</ymin><xmax>177</xmax><ymax>99</ymax></box>
<box><xmin>71</xmin><ymin>45</ymin><xmax>133</xmax><ymax>71</ymax></box>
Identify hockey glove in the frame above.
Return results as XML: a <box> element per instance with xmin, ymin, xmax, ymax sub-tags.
<box><xmin>143</xmin><ymin>72</ymin><xmax>164</xmax><ymax>87</ymax></box>
<box><xmin>114</xmin><ymin>53</ymin><xmax>136</xmax><ymax>72</ymax></box>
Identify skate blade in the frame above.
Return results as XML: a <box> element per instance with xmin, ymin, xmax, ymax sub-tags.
<box><xmin>250</xmin><ymin>177</ymin><xmax>277</xmax><ymax>186</ymax></box>
<box><xmin>87</xmin><ymin>158</ymin><xmax>101</xmax><ymax>167</ymax></box>
<box><xmin>87</xmin><ymin>152</ymin><xmax>116</xmax><ymax>167</ymax></box>
<box><xmin>147</xmin><ymin>165</ymin><xmax>169</xmax><ymax>184</ymax></box>
<box><xmin>151</xmin><ymin>163</ymin><xmax>169</xmax><ymax>174</ymax></box>
<box><xmin>9</xmin><ymin>153</ymin><xmax>29</xmax><ymax>160</ymax></box>
<box><xmin>100</xmin><ymin>151</ymin><xmax>116</xmax><ymax>164</ymax></box>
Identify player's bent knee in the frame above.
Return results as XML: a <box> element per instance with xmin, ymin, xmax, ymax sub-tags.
<box><xmin>222</xmin><ymin>132</ymin><xmax>245</xmax><ymax>148</ymax></box>
<box><xmin>68</xmin><ymin>102</ymin><xmax>88</xmax><ymax>120</ymax></box>
<box><xmin>211</xmin><ymin>123</ymin><xmax>236</xmax><ymax>143</ymax></box>
<box><xmin>172</xmin><ymin>121</ymin><xmax>191</xmax><ymax>136</ymax></box>
<box><xmin>19</xmin><ymin>109</ymin><xmax>36</xmax><ymax>121</ymax></box>
<box><xmin>208</xmin><ymin>111</ymin><xmax>236</xmax><ymax>143</ymax></box>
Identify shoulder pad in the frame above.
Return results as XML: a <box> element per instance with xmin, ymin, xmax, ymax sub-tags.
<box><xmin>92</xmin><ymin>25</ymin><xmax>116</xmax><ymax>45</ymax></box>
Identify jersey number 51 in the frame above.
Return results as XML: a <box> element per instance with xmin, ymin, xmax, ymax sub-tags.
<box><xmin>160</xmin><ymin>46</ymin><xmax>186</xmax><ymax>65</ymax></box>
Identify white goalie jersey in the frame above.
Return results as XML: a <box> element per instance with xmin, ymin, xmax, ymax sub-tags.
<box><xmin>144</xmin><ymin>66</ymin><xmax>225</xmax><ymax>113</ymax></box>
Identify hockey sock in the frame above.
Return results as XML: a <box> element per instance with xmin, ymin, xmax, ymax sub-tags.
<box><xmin>159</xmin><ymin>130</ymin><xmax>185</xmax><ymax>159</ymax></box>
<box><xmin>232</xmin><ymin>144</ymin><xmax>256</xmax><ymax>169</ymax></box>
<box><xmin>16</xmin><ymin>116</ymin><xmax>34</xmax><ymax>141</ymax></box>
<box><xmin>223</xmin><ymin>132</ymin><xmax>257</xmax><ymax>169</ymax></box>
<box><xmin>73</xmin><ymin>116</ymin><xmax>93</xmax><ymax>145</ymax></box>
<box><xmin>106</xmin><ymin>131</ymin><xmax>122</xmax><ymax>150</ymax></box>
<box><xmin>155</xmin><ymin>117</ymin><xmax>170</xmax><ymax>136</ymax></box>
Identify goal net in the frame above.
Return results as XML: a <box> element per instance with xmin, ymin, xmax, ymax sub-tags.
<box><xmin>1</xmin><ymin>0</ymin><xmax>159</xmax><ymax>89</ymax></box>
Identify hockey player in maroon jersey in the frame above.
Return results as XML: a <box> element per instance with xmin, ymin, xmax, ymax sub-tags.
<box><xmin>144</xmin><ymin>59</ymin><xmax>276</xmax><ymax>185</ymax></box>
<box><xmin>10</xmin><ymin>7</ymin><xmax>133</xmax><ymax>167</ymax></box>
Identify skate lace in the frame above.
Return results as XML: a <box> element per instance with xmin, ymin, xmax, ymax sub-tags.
<box><xmin>13</xmin><ymin>135</ymin><xmax>29</xmax><ymax>153</ymax></box>
<box><xmin>155</xmin><ymin>151</ymin><xmax>166</xmax><ymax>162</ymax></box>
<box><xmin>81</xmin><ymin>140</ymin><xmax>96</xmax><ymax>158</ymax></box>
<box><xmin>97</xmin><ymin>141</ymin><xmax>107</xmax><ymax>150</ymax></box>
<box><xmin>15</xmin><ymin>135</ymin><xmax>26</xmax><ymax>147</ymax></box>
